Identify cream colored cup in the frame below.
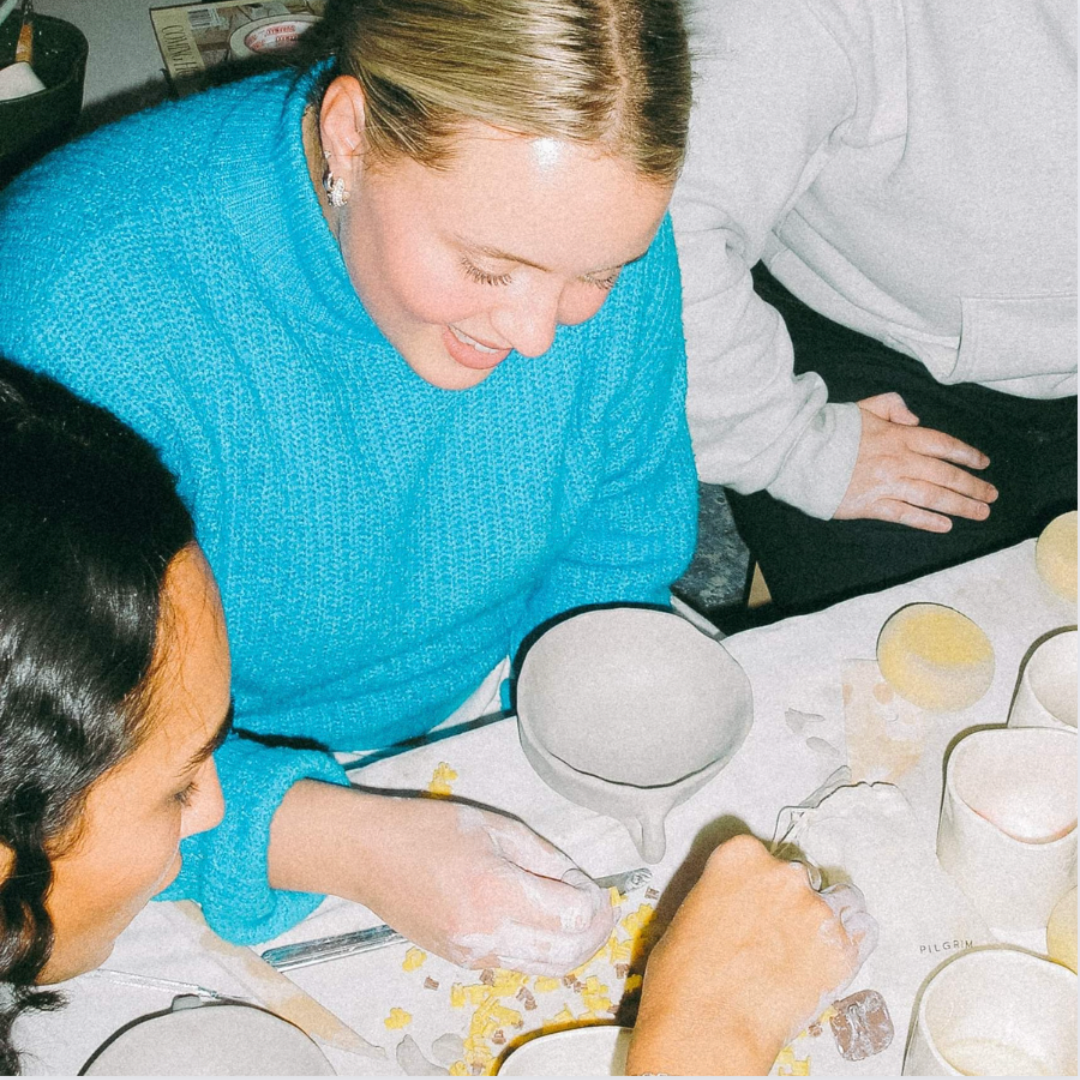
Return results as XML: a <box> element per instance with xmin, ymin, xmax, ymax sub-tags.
<box><xmin>937</xmin><ymin>728</ymin><xmax>1077</xmax><ymax>931</ymax></box>
<box><xmin>497</xmin><ymin>1026</ymin><xmax>631</xmax><ymax>1075</ymax></box>
<box><xmin>1008</xmin><ymin>629</ymin><xmax>1077</xmax><ymax>731</ymax></box>
<box><xmin>516</xmin><ymin>607</ymin><xmax>753</xmax><ymax>863</ymax></box>
<box><xmin>903</xmin><ymin>947</ymin><xmax>1077</xmax><ymax>1075</ymax></box>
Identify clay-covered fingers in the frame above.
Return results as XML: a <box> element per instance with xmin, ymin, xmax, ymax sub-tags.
<box><xmin>818</xmin><ymin>882</ymin><xmax>878</xmax><ymax>972</ymax></box>
<box><xmin>785</xmin><ymin>857</ymin><xmax>823</xmax><ymax>891</ymax></box>
<box><xmin>462</xmin><ymin>808</ymin><xmax>614</xmax><ymax>972</ymax></box>
<box><xmin>478</xmin><ymin>810</ymin><xmax>583</xmax><ymax>879</ymax></box>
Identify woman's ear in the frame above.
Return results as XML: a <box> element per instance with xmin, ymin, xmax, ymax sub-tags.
<box><xmin>319</xmin><ymin>75</ymin><xmax>368</xmax><ymax>181</ymax></box>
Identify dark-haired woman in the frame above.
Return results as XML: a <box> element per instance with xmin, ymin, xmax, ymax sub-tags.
<box><xmin>0</xmin><ymin>362</ymin><xmax>874</xmax><ymax>1075</ymax></box>
<box><xmin>0</xmin><ymin>357</ymin><xmax>228</xmax><ymax>1073</ymax></box>
<box><xmin>0</xmin><ymin>0</ymin><xmax>695</xmax><ymax>961</ymax></box>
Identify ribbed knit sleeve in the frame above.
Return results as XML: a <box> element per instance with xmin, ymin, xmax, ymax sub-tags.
<box><xmin>158</xmin><ymin>736</ymin><xmax>351</xmax><ymax>944</ymax></box>
<box><xmin>512</xmin><ymin>217</ymin><xmax>697</xmax><ymax>647</ymax></box>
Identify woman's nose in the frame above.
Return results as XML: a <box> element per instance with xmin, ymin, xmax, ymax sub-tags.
<box><xmin>491</xmin><ymin>286</ymin><xmax>561</xmax><ymax>358</ymax></box>
<box><xmin>181</xmin><ymin>758</ymin><xmax>226</xmax><ymax>838</ymax></box>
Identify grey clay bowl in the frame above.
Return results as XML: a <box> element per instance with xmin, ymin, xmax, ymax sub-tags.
<box><xmin>516</xmin><ymin>607</ymin><xmax>753</xmax><ymax>862</ymax></box>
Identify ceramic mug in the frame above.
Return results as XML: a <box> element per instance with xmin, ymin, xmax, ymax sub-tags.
<box><xmin>1008</xmin><ymin>628</ymin><xmax>1077</xmax><ymax>731</ymax></box>
<box><xmin>516</xmin><ymin>607</ymin><xmax>753</xmax><ymax>863</ymax></box>
<box><xmin>902</xmin><ymin>947</ymin><xmax>1077</xmax><ymax>1076</ymax></box>
<box><xmin>497</xmin><ymin>1025</ymin><xmax>631</xmax><ymax>1075</ymax></box>
<box><xmin>937</xmin><ymin>727</ymin><xmax>1077</xmax><ymax>931</ymax></box>
<box><xmin>82</xmin><ymin>1000</ymin><xmax>335</xmax><ymax>1075</ymax></box>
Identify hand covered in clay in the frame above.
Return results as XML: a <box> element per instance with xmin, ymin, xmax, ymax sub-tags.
<box><xmin>834</xmin><ymin>393</ymin><xmax>997</xmax><ymax>531</ymax></box>
<box><xmin>266</xmin><ymin>780</ymin><xmax>616</xmax><ymax>975</ymax></box>
<box><xmin>359</xmin><ymin>798</ymin><xmax>613</xmax><ymax>974</ymax></box>
<box><xmin>627</xmin><ymin>835</ymin><xmax>877</xmax><ymax>1077</ymax></box>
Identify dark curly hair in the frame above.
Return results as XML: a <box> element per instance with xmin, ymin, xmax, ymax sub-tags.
<box><xmin>0</xmin><ymin>357</ymin><xmax>194</xmax><ymax>1074</ymax></box>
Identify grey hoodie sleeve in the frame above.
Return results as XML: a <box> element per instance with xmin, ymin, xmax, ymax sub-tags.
<box><xmin>673</xmin><ymin>0</ymin><xmax>863</xmax><ymax>519</ymax></box>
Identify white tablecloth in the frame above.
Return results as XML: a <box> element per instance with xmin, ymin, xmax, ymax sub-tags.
<box><xmin>16</xmin><ymin>540</ymin><xmax>1075</xmax><ymax>1075</ymax></box>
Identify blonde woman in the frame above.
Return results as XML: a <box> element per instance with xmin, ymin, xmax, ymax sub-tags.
<box><xmin>0</xmin><ymin>1</ymin><xmax>696</xmax><ymax>970</ymax></box>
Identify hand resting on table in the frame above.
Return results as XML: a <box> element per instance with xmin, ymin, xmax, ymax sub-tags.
<box><xmin>627</xmin><ymin>834</ymin><xmax>877</xmax><ymax>1076</ymax></box>
<box><xmin>268</xmin><ymin>780</ymin><xmax>614</xmax><ymax>975</ymax></box>
<box><xmin>834</xmin><ymin>392</ymin><xmax>998</xmax><ymax>532</ymax></box>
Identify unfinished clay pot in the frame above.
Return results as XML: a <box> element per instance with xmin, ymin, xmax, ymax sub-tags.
<box><xmin>516</xmin><ymin>607</ymin><xmax>753</xmax><ymax>863</ymax></box>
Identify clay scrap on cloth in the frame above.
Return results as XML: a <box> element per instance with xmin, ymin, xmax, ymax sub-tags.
<box><xmin>381</xmin><ymin>884</ymin><xmax>659</xmax><ymax>1076</ymax></box>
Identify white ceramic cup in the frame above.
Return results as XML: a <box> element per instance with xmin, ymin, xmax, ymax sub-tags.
<box><xmin>83</xmin><ymin>1000</ymin><xmax>335</xmax><ymax>1075</ymax></box>
<box><xmin>497</xmin><ymin>1026</ymin><xmax>631</xmax><ymax>1075</ymax></box>
<box><xmin>937</xmin><ymin>727</ymin><xmax>1077</xmax><ymax>931</ymax></box>
<box><xmin>902</xmin><ymin>947</ymin><xmax>1077</xmax><ymax>1075</ymax></box>
<box><xmin>1008</xmin><ymin>628</ymin><xmax>1077</xmax><ymax>731</ymax></box>
<box><xmin>516</xmin><ymin>607</ymin><xmax>753</xmax><ymax>863</ymax></box>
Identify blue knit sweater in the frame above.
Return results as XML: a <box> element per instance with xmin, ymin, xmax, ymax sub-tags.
<box><xmin>0</xmin><ymin>71</ymin><xmax>697</xmax><ymax>943</ymax></box>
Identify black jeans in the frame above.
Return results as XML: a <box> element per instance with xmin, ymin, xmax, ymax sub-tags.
<box><xmin>727</xmin><ymin>265</ymin><xmax>1077</xmax><ymax>614</ymax></box>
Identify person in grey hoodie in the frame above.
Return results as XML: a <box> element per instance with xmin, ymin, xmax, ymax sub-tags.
<box><xmin>673</xmin><ymin>0</ymin><xmax>1076</xmax><ymax>611</ymax></box>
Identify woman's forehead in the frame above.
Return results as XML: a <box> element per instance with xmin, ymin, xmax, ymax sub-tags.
<box><xmin>375</xmin><ymin>126</ymin><xmax>672</xmax><ymax>270</ymax></box>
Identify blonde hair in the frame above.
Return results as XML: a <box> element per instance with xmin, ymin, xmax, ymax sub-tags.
<box><xmin>305</xmin><ymin>0</ymin><xmax>690</xmax><ymax>181</ymax></box>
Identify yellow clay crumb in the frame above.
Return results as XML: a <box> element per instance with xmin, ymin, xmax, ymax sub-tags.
<box><xmin>384</xmin><ymin>1007</ymin><xmax>412</xmax><ymax>1029</ymax></box>
<box><xmin>467</xmin><ymin>984</ymin><xmax>491</xmax><ymax>1005</ymax></box>
<box><xmin>620</xmin><ymin>903</ymin><xmax>655</xmax><ymax>936</ymax></box>
<box><xmin>609</xmin><ymin>937</ymin><xmax>632</xmax><ymax>963</ymax></box>
<box><xmin>487</xmin><ymin>1003</ymin><xmax>523</xmax><ymax>1028</ymax></box>
<box><xmin>450</xmin><ymin>983</ymin><xmax>467</xmax><ymax>1008</ymax></box>
<box><xmin>465</xmin><ymin>1047</ymin><xmax>494</xmax><ymax>1066</ymax></box>
<box><xmin>791</xmin><ymin>1059</ymin><xmax>810</xmax><ymax>1076</ymax></box>
<box><xmin>817</xmin><ymin>1006</ymin><xmax>836</xmax><ymax>1024</ymax></box>
<box><xmin>609</xmin><ymin>886</ymin><xmax>626</xmax><ymax>906</ymax></box>
<box><xmin>584</xmin><ymin>976</ymin><xmax>607</xmax><ymax>995</ymax></box>
<box><xmin>579</xmin><ymin>1011</ymin><xmax>597</xmax><ymax>1021</ymax></box>
<box><xmin>552</xmin><ymin>1006</ymin><xmax>576</xmax><ymax>1024</ymax></box>
<box><xmin>491</xmin><ymin>969</ymin><xmax>528</xmax><ymax>995</ymax></box>
<box><xmin>402</xmin><ymin>947</ymin><xmax>426</xmax><ymax>971</ymax></box>
<box><xmin>533</xmin><ymin>976</ymin><xmax>561</xmax><ymax>994</ymax></box>
<box><xmin>623</xmin><ymin>973</ymin><xmax>643</xmax><ymax>993</ymax></box>
<box><xmin>449</xmin><ymin>1062</ymin><xmax>469</xmax><ymax>1076</ymax></box>
<box><xmin>464</xmin><ymin>1034</ymin><xmax>489</xmax><ymax>1054</ymax></box>
<box><xmin>427</xmin><ymin>761</ymin><xmax>459</xmax><ymax>796</ymax></box>
<box><xmin>583</xmin><ymin>994</ymin><xmax>613</xmax><ymax>1014</ymax></box>
<box><xmin>776</xmin><ymin>1048</ymin><xmax>796</xmax><ymax>1067</ymax></box>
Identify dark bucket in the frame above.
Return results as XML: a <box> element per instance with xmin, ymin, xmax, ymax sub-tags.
<box><xmin>0</xmin><ymin>14</ymin><xmax>88</xmax><ymax>188</ymax></box>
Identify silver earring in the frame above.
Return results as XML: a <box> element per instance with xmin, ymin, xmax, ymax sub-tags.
<box><xmin>322</xmin><ymin>153</ymin><xmax>349</xmax><ymax>207</ymax></box>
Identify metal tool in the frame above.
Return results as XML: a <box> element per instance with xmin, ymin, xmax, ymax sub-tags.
<box><xmin>260</xmin><ymin>867</ymin><xmax>653</xmax><ymax>972</ymax></box>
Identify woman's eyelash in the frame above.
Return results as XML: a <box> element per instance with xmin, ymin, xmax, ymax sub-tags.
<box><xmin>461</xmin><ymin>257</ymin><xmax>621</xmax><ymax>291</ymax></box>
<box><xmin>461</xmin><ymin>257</ymin><xmax>512</xmax><ymax>287</ymax></box>
<box><xmin>174</xmin><ymin>780</ymin><xmax>198</xmax><ymax>807</ymax></box>
<box><xmin>585</xmin><ymin>270</ymin><xmax>621</xmax><ymax>291</ymax></box>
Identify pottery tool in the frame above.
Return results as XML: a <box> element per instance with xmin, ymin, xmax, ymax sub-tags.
<box><xmin>260</xmin><ymin>867</ymin><xmax>653</xmax><ymax>971</ymax></box>
<box><xmin>13</xmin><ymin>0</ymin><xmax>30</xmax><ymax>64</ymax></box>
<box><xmin>87</xmin><ymin>968</ymin><xmax>246</xmax><ymax>1003</ymax></box>
<box><xmin>172</xmin><ymin>900</ymin><xmax>384</xmax><ymax>1059</ymax></box>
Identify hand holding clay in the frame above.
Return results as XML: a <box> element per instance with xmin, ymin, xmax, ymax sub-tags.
<box><xmin>834</xmin><ymin>393</ymin><xmax>997</xmax><ymax>531</ymax></box>
<box><xmin>269</xmin><ymin>781</ymin><xmax>613</xmax><ymax>975</ymax></box>
<box><xmin>627</xmin><ymin>835</ymin><xmax>877</xmax><ymax>1076</ymax></box>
